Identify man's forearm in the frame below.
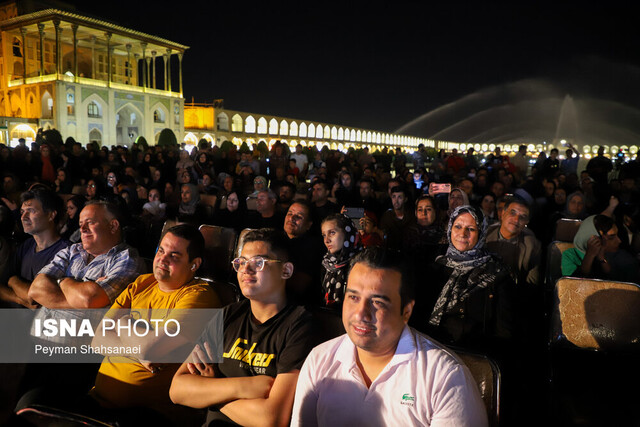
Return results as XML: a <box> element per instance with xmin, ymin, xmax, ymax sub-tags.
<box><xmin>8</xmin><ymin>276</ymin><xmax>32</xmax><ymax>304</ymax></box>
<box><xmin>219</xmin><ymin>371</ymin><xmax>299</xmax><ymax>427</ymax></box>
<box><xmin>59</xmin><ymin>278</ymin><xmax>110</xmax><ymax>308</ymax></box>
<box><xmin>29</xmin><ymin>274</ymin><xmax>72</xmax><ymax>309</ymax></box>
<box><xmin>0</xmin><ymin>283</ymin><xmax>27</xmax><ymax>306</ymax></box>
<box><xmin>170</xmin><ymin>369</ymin><xmax>259</xmax><ymax>408</ymax></box>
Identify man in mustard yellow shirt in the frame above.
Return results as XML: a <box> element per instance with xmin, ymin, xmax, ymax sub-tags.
<box><xmin>89</xmin><ymin>224</ymin><xmax>221</xmax><ymax>421</ymax></box>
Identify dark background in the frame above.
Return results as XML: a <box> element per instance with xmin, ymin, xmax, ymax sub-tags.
<box><xmin>65</xmin><ymin>1</ymin><xmax>640</xmax><ymax>141</ymax></box>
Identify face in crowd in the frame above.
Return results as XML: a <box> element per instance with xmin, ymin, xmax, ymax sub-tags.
<box><xmin>154</xmin><ymin>232</ymin><xmax>201</xmax><ymax>291</ymax></box>
<box><xmin>321</xmin><ymin>219</ymin><xmax>346</xmax><ymax>254</ymax></box>
<box><xmin>343</xmin><ymin>261</ymin><xmax>413</xmax><ymax>358</ymax></box>
<box><xmin>416</xmin><ymin>198</ymin><xmax>436</xmax><ymax>227</ymax></box>
<box><xmin>79</xmin><ymin>204</ymin><xmax>120</xmax><ymax>256</ymax></box>
<box><xmin>451</xmin><ymin>212</ymin><xmax>479</xmax><ymax>252</ymax></box>
<box><xmin>284</xmin><ymin>203</ymin><xmax>312</xmax><ymax>238</ymax></box>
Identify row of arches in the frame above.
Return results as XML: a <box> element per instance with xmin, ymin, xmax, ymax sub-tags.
<box><xmin>216</xmin><ymin>112</ymin><xmax>428</xmax><ymax>147</ymax></box>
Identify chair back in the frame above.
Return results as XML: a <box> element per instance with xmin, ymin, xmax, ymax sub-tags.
<box><xmin>199</xmin><ymin>225</ymin><xmax>237</xmax><ymax>281</ymax></box>
<box><xmin>308</xmin><ymin>306</ymin><xmax>345</xmax><ymax>343</ymax></box>
<box><xmin>551</xmin><ymin>277</ymin><xmax>640</xmax><ymax>351</ymax></box>
<box><xmin>545</xmin><ymin>241</ymin><xmax>574</xmax><ymax>289</ymax></box>
<box><xmin>246</xmin><ymin>196</ymin><xmax>257</xmax><ymax>210</ymax></box>
<box><xmin>554</xmin><ymin>218</ymin><xmax>582</xmax><ymax>242</ymax></box>
<box><xmin>160</xmin><ymin>219</ymin><xmax>182</xmax><ymax>240</ymax></box>
<box><xmin>196</xmin><ymin>277</ymin><xmax>240</xmax><ymax>307</ymax></box>
<box><xmin>453</xmin><ymin>348</ymin><xmax>501</xmax><ymax>427</ymax></box>
<box><xmin>71</xmin><ymin>185</ymin><xmax>85</xmax><ymax>196</ymax></box>
<box><xmin>234</xmin><ymin>228</ymin><xmax>257</xmax><ymax>259</ymax></box>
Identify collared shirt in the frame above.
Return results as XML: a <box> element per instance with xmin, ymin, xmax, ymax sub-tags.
<box><xmin>38</xmin><ymin>242</ymin><xmax>143</xmax><ymax>303</ymax></box>
<box><xmin>291</xmin><ymin>326</ymin><xmax>487</xmax><ymax>427</ymax></box>
<box><xmin>33</xmin><ymin>242</ymin><xmax>144</xmax><ymax>344</ymax></box>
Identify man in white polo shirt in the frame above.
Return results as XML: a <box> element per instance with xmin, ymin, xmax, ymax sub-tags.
<box><xmin>291</xmin><ymin>247</ymin><xmax>487</xmax><ymax>426</ymax></box>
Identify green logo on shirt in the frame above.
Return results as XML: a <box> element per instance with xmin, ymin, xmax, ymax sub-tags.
<box><xmin>402</xmin><ymin>393</ymin><xmax>415</xmax><ymax>402</ymax></box>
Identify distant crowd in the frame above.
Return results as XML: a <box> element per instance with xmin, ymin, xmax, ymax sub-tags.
<box><xmin>2</xmin><ymin>131</ymin><xmax>640</xmax><ymax>425</ymax></box>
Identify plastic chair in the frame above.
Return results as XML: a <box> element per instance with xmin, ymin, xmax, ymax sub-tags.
<box><xmin>548</xmin><ymin>277</ymin><xmax>640</xmax><ymax>425</ymax></box>
<box><xmin>199</xmin><ymin>225</ymin><xmax>237</xmax><ymax>281</ymax></box>
<box><xmin>451</xmin><ymin>347</ymin><xmax>501</xmax><ymax>427</ymax></box>
<box><xmin>545</xmin><ymin>241</ymin><xmax>575</xmax><ymax>289</ymax></box>
<box><xmin>554</xmin><ymin>218</ymin><xmax>581</xmax><ymax>242</ymax></box>
<box><xmin>196</xmin><ymin>276</ymin><xmax>240</xmax><ymax>307</ymax></box>
<box><xmin>246</xmin><ymin>196</ymin><xmax>257</xmax><ymax>210</ymax></box>
<box><xmin>234</xmin><ymin>228</ymin><xmax>256</xmax><ymax>259</ymax></box>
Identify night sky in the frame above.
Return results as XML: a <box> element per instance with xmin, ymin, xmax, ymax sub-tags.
<box><xmin>65</xmin><ymin>1</ymin><xmax>640</xmax><ymax>144</ymax></box>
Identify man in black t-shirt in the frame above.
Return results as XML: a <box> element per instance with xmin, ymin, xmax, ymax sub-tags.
<box><xmin>170</xmin><ymin>229</ymin><xmax>316</xmax><ymax>426</ymax></box>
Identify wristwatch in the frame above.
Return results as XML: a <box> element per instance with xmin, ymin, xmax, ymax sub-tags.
<box><xmin>57</xmin><ymin>277</ymin><xmax>65</xmax><ymax>285</ymax></box>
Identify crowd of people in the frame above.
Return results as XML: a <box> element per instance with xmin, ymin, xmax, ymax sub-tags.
<box><xmin>1</xmin><ymin>132</ymin><xmax>640</xmax><ymax>425</ymax></box>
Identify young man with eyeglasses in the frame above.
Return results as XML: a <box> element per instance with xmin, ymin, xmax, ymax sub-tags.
<box><xmin>170</xmin><ymin>228</ymin><xmax>317</xmax><ymax>426</ymax></box>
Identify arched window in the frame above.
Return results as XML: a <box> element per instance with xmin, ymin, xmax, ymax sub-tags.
<box><xmin>331</xmin><ymin>127</ymin><xmax>338</xmax><ymax>140</ymax></box>
<box><xmin>289</xmin><ymin>121</ymin><xmax>298</xmax><ymax>137</ymax></box>
<box><xmin>299</xmin><ymin>122</ymin><xmax>307</xmax><ymax>138</ymax></box>
<box><xmin>257</xmin><ymin>117</ymin><xmax>268</xmax><ymax>134</ymax></box>
<box><xmin>154</xmin><ymin>109</ymin><xmax>165</xmax><ymax>123</ymax></box>
<box><xmin>87</xmin><ymin>101</ymin><xmax>101</xmax><ymax>118</ymax></box>
<box><xmin>217</xmin><ymin>113</ymin><xmax>229</xmax><ymax>131</ymax></box>
<box><xmin>308</xmin><ymin>124</ymin><xmax>315</xmax><ymax>139</ymax></box>
<box><xmin>338</xmin><ymin>128</ymin><xmax>344</xmax><ymax>140</ymax></box>
<box><xmin>316</xmin><ymin>125</ymin><xmax>324</xmax><ymax>139</ymax></box>
<box><xmin>279</xmin><ymin>120</ymin><xmax>288</xmax><ymax>136</ymax></box>
<box><xmin>231</xmin><ymin>114</ymin><xmax>243</xmax><ymax>132</ymax></box>
<box><xmin>245</xmin><ymin>116</ymin><xmax>256</xmax><ymax>133</ymax></box>
<box><xmin>269</xmin><ymin>118</ymin><xmax>278</xmax><ymax>135</ymax></box>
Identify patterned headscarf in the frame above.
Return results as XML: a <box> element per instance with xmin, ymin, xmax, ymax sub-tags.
<box><xmin>321</xmin><ymin>214</ymin><xmax>362</xmax><ymax>307</ymax></box>
<box><xmin>429</xmin><ymin>204</ymin><xmax>505</xmax><ymax>327</ymax></box>
<box><xmin>443</xmin><ymin>205</ymin><xmax>491</xmax><ymax>267</ymax></box>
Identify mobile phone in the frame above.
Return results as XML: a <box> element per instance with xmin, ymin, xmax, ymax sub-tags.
<box><xmin>344</xmin><ymin>207</ymin><xmax>364</xmax><ymax>220</ymax></box>
<box><xmin>429</xmin><ymin>183</ymin><xmax>451</xmax><ymax>195</ymax></box>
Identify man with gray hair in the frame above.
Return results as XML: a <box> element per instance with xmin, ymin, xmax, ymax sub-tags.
<box><xmin>29</xmin><ymin>200</ymin><xmax>143</xmax><ymax>311</ymax></box>
<box><xmin>245</xmin><ymin>189</ymin><xmax>285</xmax><ymax>229</ymax></box>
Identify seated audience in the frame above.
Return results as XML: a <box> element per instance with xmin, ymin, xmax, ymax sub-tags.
<box><xmin>320</xmin><ymin>213</ymin><xmax>362</xmax><ymax>309</ymax></box>
<box><xmin>562</xmin><ymin>214</ymin><xmax>640</xmax><ymax>282</ymax></box>
<box><xmin>424</xmin><ymin>205</ymin><xmax>515</xmax><ymax>355</ymax></box>
<box><xmin>283</xmin><ymin>201</ymin><xmax>325</xmax><ymax>305</ymax></box>
<box><xmin>170</xmin><ymin>228</ymin><xmax>317</xmax><ymax>426</ymax></box>
<box><xmin>0</xmin><ymin>188</ymin><xmax>69</xmax><ymax>308</ymax></box>
<box><xmin>291</xmin><ymin>247</ymin><xmax>487</xmax><ymax>426</ymax></box>
<box><xmin>89</xmin><ymin>224</ymin><xmax>221</xmax><ymax>422</ymax></box>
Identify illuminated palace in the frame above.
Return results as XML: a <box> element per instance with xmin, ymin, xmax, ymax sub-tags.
<box><xmin>3</xmin><ymin>2</ymin><xmax>622</xmax><ymax>159</ymax></box>
<box><xmin>0</xmin><ymin>1</ymin><xmax>185</xmax><ymax>147</ymax></box>
<box><xmin>0</xmin><ymin>1</ymin><xmax>435</xmax><ymax>154</ymax></box>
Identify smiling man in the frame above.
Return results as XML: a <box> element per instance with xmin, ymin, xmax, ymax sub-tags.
<box><xmin>29</xmin><ymin>200</ymin><xmax>143</xmax><ymax>311</ymax></box>
<box><xmin>89</xmin><ymin>224</ymin><xmax>220</xmax><ymax>422</ymax></box>
<box><xmin>170</xmin><ymin>228</ymin><xmax>317</xmax><ymax>426</ymax></box>
<box><xmin>291</xmin><ymin>247</ymin><xmax>487</xmax><ymax>426</ymax></box>
<box><xmin>485</xmin><ymin>195</ymin><xmax>541</xmax><ymax>288</ymax></box>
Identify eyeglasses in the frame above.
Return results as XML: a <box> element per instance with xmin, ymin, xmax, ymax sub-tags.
<box><xmin>231</xmin><ymin>256</ymin><xmax>282</xmax><ymax>272</ymax></box>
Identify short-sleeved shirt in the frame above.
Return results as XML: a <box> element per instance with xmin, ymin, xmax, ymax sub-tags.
<box><xmin>201</xmin><ymin>299</ymin><xmax>316</xmax><ymax>424</ymax></box>
<box><xmin>33</xmin><ymin>242</ymin><xmax>144</xmax><ymax>344</ymax></box>
<box><xmin>91</xmin><ymin>274</ymin><xmax>220</xmax><ymax>412</ymax></box>
<box><xmin>291</xmin><ymin>326</ymin><xmax>488</xmax><ymax>427</ymax></box>
<box><xmin>38</xmin><ymin>242</ymin><xmax>143</xmax><ymax>303</ymax></box>
<box><xmin>12</xmin><ymin>237</ymin><xmax>69</xmax><ymax>282</ymax></box>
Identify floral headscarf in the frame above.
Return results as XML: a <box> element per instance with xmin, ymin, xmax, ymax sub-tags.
<box><xmin>321</xmin><ymin>214</ymin><xmax>362</xmax><ymax>307</ymax></box>
<box><xmin>429</xmin><ymin>205</ymin><xmax>507</xmax><ymax>327</ymax></box>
